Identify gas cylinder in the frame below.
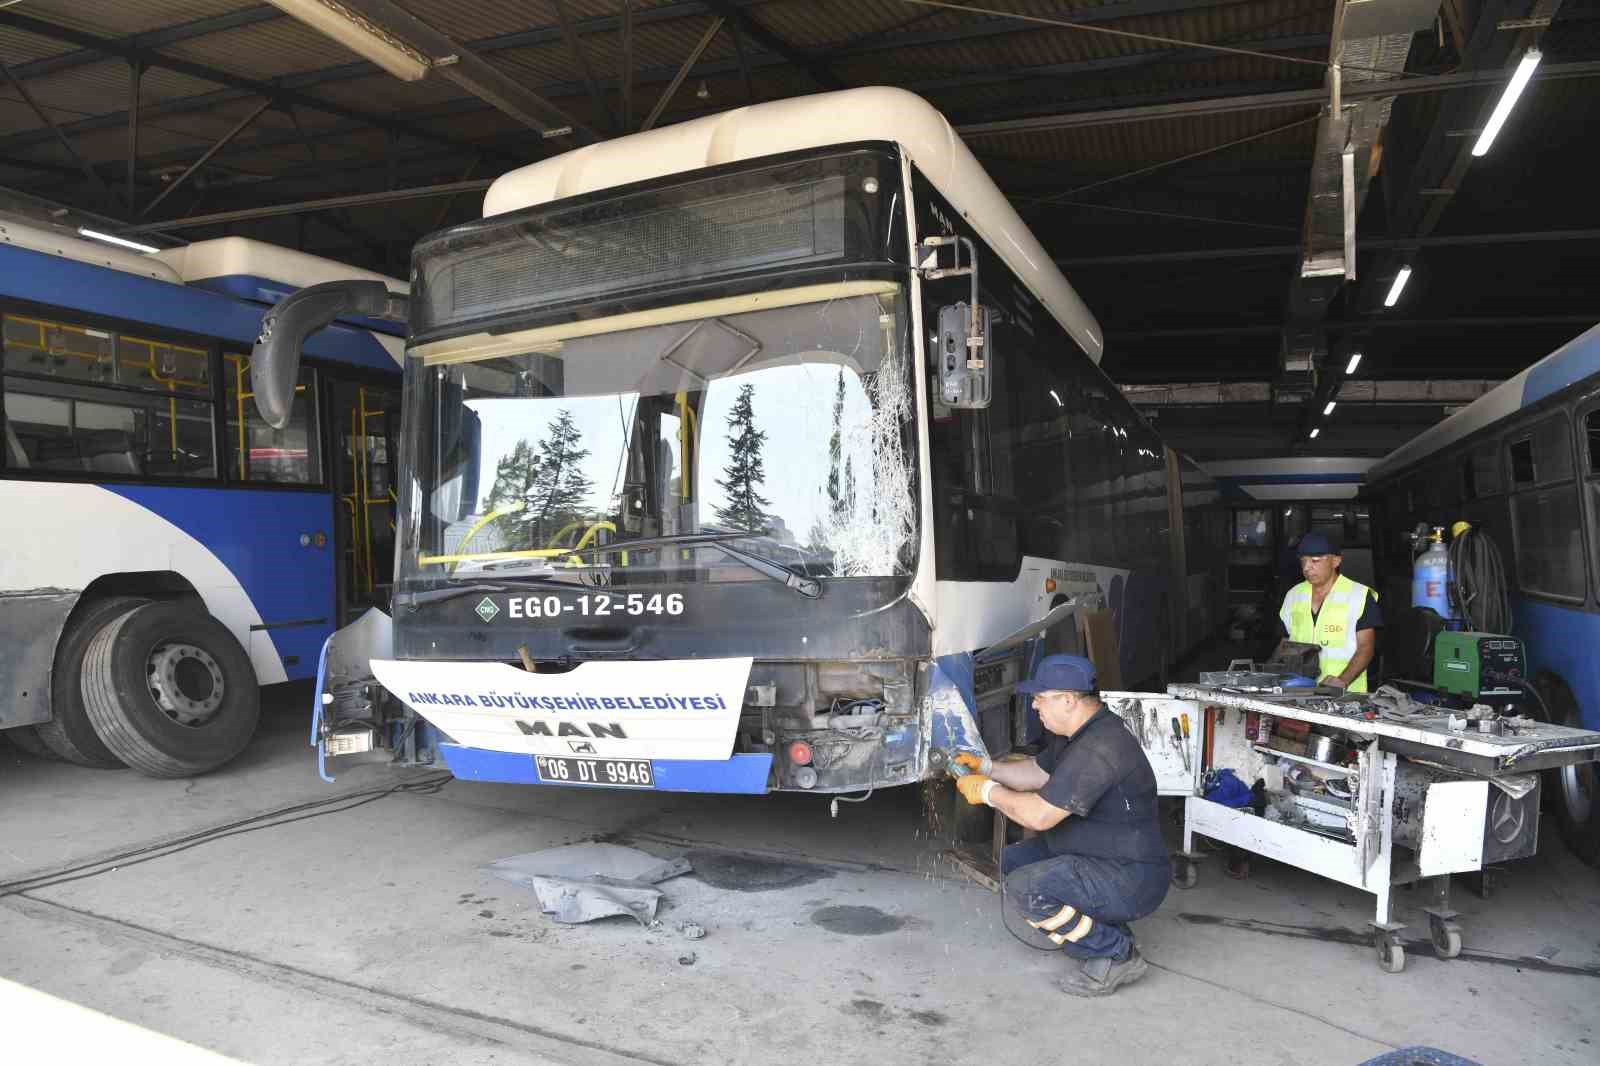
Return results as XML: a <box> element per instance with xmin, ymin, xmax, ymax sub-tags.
<box><xmin>1412</xmin><ymin>527</ymin><xmax>1453</xmax><ymax>618</ymax></box>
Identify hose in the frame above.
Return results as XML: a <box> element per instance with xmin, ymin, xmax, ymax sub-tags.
<box><xmin>1447</xmin><ymin>526</ymin><xmax>1510</xmax><ymax>634</ymax></box>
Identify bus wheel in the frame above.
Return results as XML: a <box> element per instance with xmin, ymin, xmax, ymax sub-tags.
<box><xmin>80</xmin><ymin>601</ymin><xmax>260</xmax><ymax>779</ymax></box>
<box><xmin>1539</xmin><ymin>676</ymin><xmax>1599</xmax><ymax>866</ymax></box>
<box><xmin>37</xmin><ymin>595</ymin><xmax>149</xmax><ymax>769</ymax></box>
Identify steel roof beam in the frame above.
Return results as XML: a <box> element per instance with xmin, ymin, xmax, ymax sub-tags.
<box><xmin>7</xmin><ymin>6</ymin><xmax>284</xmax><ymax>82</ymax></box>
<box><xmin>335</xmin><ymin>0</ymin><xmax>600</xmax><ymax>142</ymax></box>
<box><xmin>1056</xmin><ymin>227</ymin><xmax>1600</xmax><ymax>267</ymax></box>
<box><xmin>0</xmin><ymin>10</ymin><xmax>522</xmax><ymax>167</ymax></box>
<box><xmin>700</xmin><ymin>0</ymin><xmax>843</xmax><ymax>90</ymax></box>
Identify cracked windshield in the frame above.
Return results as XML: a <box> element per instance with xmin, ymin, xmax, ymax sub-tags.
<box><xmin>407</xmin><ymin>287</ymin><xmax>916</xmax><ymax>589</ymax></box>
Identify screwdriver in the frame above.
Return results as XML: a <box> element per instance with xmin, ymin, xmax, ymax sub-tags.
<box><xmin>1171</xmin><ymin>715</ymin><xmax>1191</xmax><ymax>773</ymax></box>
<box><xmin>1181</xmin><ymin>713</ymin><xmax>1193</xmax><ymax>772</ymax></box>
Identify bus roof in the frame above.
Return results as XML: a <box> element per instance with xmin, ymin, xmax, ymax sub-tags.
<box><xmin>1367</xmin><ymin>321</ymin><xmax>1600</xmax><ymax>484</ymax></box>
<box><xmin>0</xmin><ymin>217</ymin><xmax>402</xmax><ymax>371</ymax></box>
<box><xmin>1204</xmin><ymin>457</ymin><xmax>1375</xmax><ymax>500</ymax></box>
<box><xmin>482</xmin><ymin>86</ymin><xmax>1104</xmax><ymax>364</ymax></box>
<box><xmin>0</xmin><ymin>217</ymin><xmax>181</xmax><ymax>284</ymax></box>
<box><xmin>154</xmin><ymin>236</ymin><xmax>408</xmax><ymax>303</ymax></box>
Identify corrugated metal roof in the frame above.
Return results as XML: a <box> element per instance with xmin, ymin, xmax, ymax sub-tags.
<box><xmin>10</xmin><ymin>0</ymin><xmax>247</xmax><ymax>38</ymax></box>
<box><xmin>0</xmin><ymin>0</ymin><xmax>1590</xmax><ymax>421</ymax></box>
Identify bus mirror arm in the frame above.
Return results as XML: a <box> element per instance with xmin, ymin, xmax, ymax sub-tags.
<box><xmin>251</xmin><ymin>280</ymin><xmax>405</xmax><ymax>429</ymax></box>
<box><xmin>917</xmin><ymin>235</ymin><xmax>992</xmax><ymax>410</ymax></box>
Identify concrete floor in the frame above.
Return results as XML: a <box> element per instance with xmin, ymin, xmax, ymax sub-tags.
<box><xmin>3</xmin><ymin>685</ymin><xmax>1597</xmax><ymax>1065</ymax></box>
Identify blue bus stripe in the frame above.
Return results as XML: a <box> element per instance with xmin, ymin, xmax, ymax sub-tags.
<box><xmin>0</xmin><ymin>244</ymin><xmax>397</xmax><ymax>371</ymax></box>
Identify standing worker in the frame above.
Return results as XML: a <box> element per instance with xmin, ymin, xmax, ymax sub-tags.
<box><xmin>953</xmin><ymin>654</ymin><xmax>1169</xmax><ymax>997</ymax></box>
<box><xmin>1279</xmin><ymin>531</ymin><xmax>1382</xmax><ymax>691</ymax></box>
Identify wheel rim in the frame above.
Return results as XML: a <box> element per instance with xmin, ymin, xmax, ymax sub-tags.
<box><xmin>146</xmin><ymin>641</ymin><xmax>226</xmax><ymax>726</ymax></box>
<box><xmin>1560</xmin><ymin>761</ymin><xmax>1594</xmax><ymax>825</ymax></box>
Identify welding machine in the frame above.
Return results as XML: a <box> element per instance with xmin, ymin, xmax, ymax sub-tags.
<box><xmin>1433</xmin><ymin>632</ymin><xmax>1526</xmax><ymax>699</ymax></box>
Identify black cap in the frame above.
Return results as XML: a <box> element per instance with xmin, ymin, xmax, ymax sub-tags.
<box><xmin>1297</xmin><ymin>531</ymin><xmax>1343</xmax><ymax>556</ymax></box>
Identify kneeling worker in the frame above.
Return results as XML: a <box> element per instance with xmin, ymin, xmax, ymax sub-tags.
<box><xmin>954</xmin><ymin>654</ymin><xmax>1169</xmax><ymax>996</ymax></box>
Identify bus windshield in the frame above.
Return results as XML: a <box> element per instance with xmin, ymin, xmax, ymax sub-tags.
<box><xmin>401</xmin><ymin>283</ymin><xmax>917</xmax><ymax>591</ymax></box>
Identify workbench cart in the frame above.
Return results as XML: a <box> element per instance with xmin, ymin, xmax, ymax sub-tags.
<box><xmin>1101</xmin><ymin>686</ymin><xmax>1600</xmax><ymax>973</ymax></box>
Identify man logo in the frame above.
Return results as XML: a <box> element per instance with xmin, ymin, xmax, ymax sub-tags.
<box><xmin>568</xmin><ymin>741</ymin><xmax>597</xmax><ymax>754</ymax></box>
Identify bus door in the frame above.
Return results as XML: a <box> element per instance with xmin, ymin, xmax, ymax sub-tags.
<box><xmin>328</xmin><ymin>377</ymin><xmax>400</xmax><ymax>624</ymax></box>
<box><xmin>221</xmin><ymin>350</ymin><xmax>336</xmax><ymax>680</ymax></box>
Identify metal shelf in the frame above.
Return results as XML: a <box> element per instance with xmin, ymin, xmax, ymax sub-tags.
<box><xmin>1253</xmin><ymin>744</ymin><xmax>1353</xmax><ymax>775</ymax></box>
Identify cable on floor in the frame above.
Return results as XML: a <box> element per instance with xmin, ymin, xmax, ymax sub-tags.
<box><xmin>0</xmin><ymin>773</ymin><xmax>452</xmax><ymax>900</ymax></box>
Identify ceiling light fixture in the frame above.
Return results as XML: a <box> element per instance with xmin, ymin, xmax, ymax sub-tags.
<box><xmin>265</xmin><ymin>0</ymin><xmax>429</xmax><ymax>82</ymax></box>
<box><xmin>1323</xmin><ymin>401</ymin><xmax>1337</xmax><ymax>416</ymax></box>
<box><xmin>1346</xmin><ymin>352</ymin><xmax>1362</xmax><ymax>374</ymax></box>
<box><xmin>1309</xmin><ymin>427</ymin><xmax>1321</xmax><ymax>439</ymax></box>
<box><xmin>1473</xmin><ymin>48</ymin><xmax>1542</xmax><ymax>157</ymax></box>
<box><xmin>1384</xmin><ymin>266</ymin><xmax>1412</xmax><ymax>308</ymax></box>
<box><xmin>78</xmin><ymin>227</ymin><xmax>160</xmax><ymax>254</ymax></box>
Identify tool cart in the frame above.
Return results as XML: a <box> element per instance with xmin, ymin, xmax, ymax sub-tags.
<box><xmin>1103</xmin><ymin>684</ymin><xmax>1600</xmax><ymax>973</ymax></box>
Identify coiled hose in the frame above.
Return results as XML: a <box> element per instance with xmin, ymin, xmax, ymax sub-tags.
<box><xmin>1447</xmin><ymin>525</ymin><xmax>1511</xmax><ymax>634</ymax></box>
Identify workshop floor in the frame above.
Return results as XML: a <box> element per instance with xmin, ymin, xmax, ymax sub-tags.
<box><xmin>3</xmin><ymin>685</ymin><xmax>1596</xmax><ymax>1066</ymax></box>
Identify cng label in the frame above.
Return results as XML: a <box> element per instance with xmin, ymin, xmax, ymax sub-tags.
<box><xmin>475</xmin><ymin>596</ymin><xmax>500</xmax><ymax>622</ymax></box>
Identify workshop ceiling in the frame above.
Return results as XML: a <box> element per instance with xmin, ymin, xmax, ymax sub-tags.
<box><xmin>1</xmin><ymin>0</ymin><xmax>1596</xmax><ymax>459</ymax></box>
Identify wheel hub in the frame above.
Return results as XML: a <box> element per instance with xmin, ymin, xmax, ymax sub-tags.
<box><xmin>146</xmin><ymin>642</ymin><xmax>225</xmax><ymax>726</ymax></box>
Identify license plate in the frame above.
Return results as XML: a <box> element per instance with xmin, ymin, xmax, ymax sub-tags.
<box><xmin>534</xmin><ymin>755</ymin><xmax>655</xmax><ymax>788</ymax></box>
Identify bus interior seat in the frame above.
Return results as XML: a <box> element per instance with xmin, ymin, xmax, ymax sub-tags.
<box><xmin>79</xmin><ymin>429</ymin><xmax>144</xmax><ymax>476</ymax></box>
<box><xmin>3</xmin><ymin>423</ymin><xmax>28</xmax><ymax>468</ymax></box>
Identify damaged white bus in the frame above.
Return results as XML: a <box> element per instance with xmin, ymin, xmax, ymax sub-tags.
<box><xmin>252</xmin><ymin>87</ymin><xmax>1226</xmax><ymax>796</ymax></box>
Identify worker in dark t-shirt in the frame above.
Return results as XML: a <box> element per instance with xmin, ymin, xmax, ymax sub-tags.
<box><xmin>952</xmin><ymin>654</ymin><xmax>1169</xmax><ymax>997</ymax></box>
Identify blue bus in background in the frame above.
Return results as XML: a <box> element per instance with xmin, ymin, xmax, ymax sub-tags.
<box><xmin>1367</xmin><ymin>322</ymin><xmax>1600</xmax><ymax>865</ymax></box>
<box><xmin>0</xmin><ymin>219</ymin><xmax>404</xmax><ymax>777</ymax></box>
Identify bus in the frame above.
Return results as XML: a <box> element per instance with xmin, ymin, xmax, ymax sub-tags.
<box><xmin>0</xmin><ymin>220</ymin><xmax>405</xmax><ymax>777</ymax></box>
<box><xmin>1207</xmin><ymin>458</ymin><xmax>1377</xmax><ymax>642</ymax></box>
<box><xmin>1366</xmin><ymin>321</ymin><xmax>1600</xmax><ymax>863</ymax></box>
<box><xmin>253</xmin><ymin>86</ymin><xmax>1226</xmax><ymax>797</ymax></box>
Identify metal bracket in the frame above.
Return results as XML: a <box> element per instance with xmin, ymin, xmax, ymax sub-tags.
<box><xmin>916</xmin><ymin>234</ymin><xmax>985</xmax><ymax>363</ymax></box>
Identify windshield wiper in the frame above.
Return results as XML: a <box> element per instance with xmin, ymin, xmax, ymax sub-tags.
<box><xmin>578</xmin><ymin>532</ymin><xmax>822</xmax><ymax>598</ymax></box>
<box><xmin>396</xmin><ymin>578</ymin><xmax>571</xmax><ymax>611</ymax></box>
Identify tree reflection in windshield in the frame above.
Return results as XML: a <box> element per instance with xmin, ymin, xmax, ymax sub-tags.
<box><xmin>413</xmin><ymin>287</ymin><xmax>915</xmax><ymax>582</ymax></box>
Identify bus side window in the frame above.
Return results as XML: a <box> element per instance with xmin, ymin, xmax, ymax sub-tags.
<box><xmin>1588</xmin><ymin>409</ymin><xmax>1600</xmax><ymax>473</ymax></box>
<box><xmin>1509</xmin><ymin>437</ymin><xmax>1535</xmax><ymax>486</ymax></box>
<box><xmin>223</xmin><ymin>355</ymin><xmax>322</xmax><ymax>485</ymax></box>
<box><xmin>1509</xmin><ymin>415</ymin><xmax>1585</xmax><ymax>601</ymax></box>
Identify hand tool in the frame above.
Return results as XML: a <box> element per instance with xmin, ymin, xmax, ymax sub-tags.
<box><xmin>1170</xmin><ymin>716</ymin><xmax>1190</xmax><ymax>772</ymax></box>
<box><xmin>1180</xmin><ymin>713</ymin><xmax>1193</xmax><ymax>771</ymax></box>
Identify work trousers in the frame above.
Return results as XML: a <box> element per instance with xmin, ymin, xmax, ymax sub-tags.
<box><xmin>1001</xmin><ymin>837</ymin><xmax>1170</xmax><ymax>960</ymax></box>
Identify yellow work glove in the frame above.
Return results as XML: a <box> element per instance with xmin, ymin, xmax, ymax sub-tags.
<box><xmin>952</xmin><ymin>751</ymin><xmax>992</xmax><ymax>776</ymax></box>
<box><xmin>956</xmin><ymin>773</ymin><xmax>996</xmax><ymax>807</ymax></box>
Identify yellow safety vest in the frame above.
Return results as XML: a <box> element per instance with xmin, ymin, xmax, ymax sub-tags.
<box><xmin>1279</xmin><ymin>573</ymin><xmax>1377</xmax><ymax>693</ymax></box>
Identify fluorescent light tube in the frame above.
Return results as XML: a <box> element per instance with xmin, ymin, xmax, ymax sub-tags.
<box><xmin>1323</xmin><ymin>401</ymin><xmax>1337</xmax><ymax>416</ymax></box>
<box><xmin>266</xmin><ymin>0</ymin><xmax>429</xmax><ymax>82</ymax></box>
<box><xmin>1345</xmin><ymin>352</ymin><xmax>1362</xmax><ymax>374</ymax></box>
<box><xmin>1473</xmin><ymin>48</ymin><xmax>1542</xmax><ymax>158</ymax></box>
<box><xmin>1309</xmin><ymin>427</ymin><xmax>1321</xmax><ymax>439</ymax></box>
<box><xmin>1384</xmin><ymin>266</ymin><xmax>1412</xmax><ymax>308</ymax></box>
<box><xmin>78</xmin><ymin>227</ymin><xmax>159</xmax><ymax>254</ymax></box>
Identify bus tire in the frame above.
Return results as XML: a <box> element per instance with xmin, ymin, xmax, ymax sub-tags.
<box><xmin>36</xmin><ymin>595</ymin><xmax>150</xmax><ymax>769</ymax></box>
<box><xmin>4</xmin><ymin>725</ymin><xmax>59</xmax><ymax>760</ymax></box>
<box><xmin>80</xmin><ymin>601</ymin><xmax>260</xmax><ymax>779</ymax></box>
<box><xmin>1537</xmin><ymin>674</ymin><xmax>1599</xmax><ymax>866</ymax></box>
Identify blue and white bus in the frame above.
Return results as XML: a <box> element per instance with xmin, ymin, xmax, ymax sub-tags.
<box><xmin>0</xmin><ymin>220</ymin><xmax>405</xmax><ymax>777</ymax></box>
<box><xmin>1367</xmin><ymin>322</ymin><xmax>1600</xmax><ymax>863</ymax></box>
<box><xmin>251</xmin><ymin>87</ymin><xmax>1227</xmax><ymax>802</ymax></box>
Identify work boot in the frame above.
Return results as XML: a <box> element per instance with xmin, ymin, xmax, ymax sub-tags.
<box><xmin>1059</xmin><ymin>947</ymin><xmax>1149</xmax><ymax>997</ymax></box>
